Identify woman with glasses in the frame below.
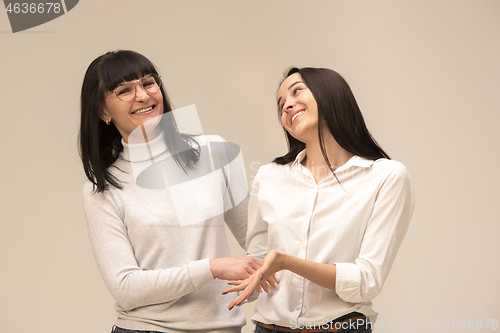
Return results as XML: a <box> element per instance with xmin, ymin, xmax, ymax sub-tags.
<box><xmin>79</xmin><ymin>50</ymin><xmax>269</xmax><ymax>333</ymax></box>
<box><xmin>224</xmin><ymin>68</ymin><xmax>415</xmax><ymax>333</ymax></box>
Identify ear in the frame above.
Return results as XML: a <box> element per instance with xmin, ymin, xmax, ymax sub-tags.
<box><xmin>99</xmin><ymin>108</ymin><xmax>112</xmax><ymax>123</ymax></box>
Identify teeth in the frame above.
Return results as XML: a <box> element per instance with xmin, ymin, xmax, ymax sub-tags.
<box><xmin>133</xmin><ymin>106</ymin><xmax>153</xmax><ymax>114</ymax></box>
<box><xmin>292</xmin><ymin>111</ymin><xmax>304</xmax><ymax>123</ymax></box>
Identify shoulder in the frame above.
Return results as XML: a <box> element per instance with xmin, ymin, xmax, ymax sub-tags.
<box><xmin>202</xmin><ymin>134</ymin><xmax>227</xmax><ymax>143</ymax></box>
<box><xmin>81</xmin><ymin>179</ymin><xmax>109</xmax><ymax>202</ymax></box>
<box><xmin>370</xmin><ymin>158</ymin><xmax>413</xmax><ymax>189</ymax></box>
<box><xmin>192</xmin><ymin>134</ymin><xmax>227</xmax><ymax>146</ymax></box>
<box><xmin>196</xmin><ymin>135</ymin><xmax>240</xmax><ymax>161</ymax></box>
<box><xmin>253</xmin><ymin>161</ymin><xmax>289</xmax><ymax>181</ymax></box>
<box><xmin>372</xmin><ymin>158</ymin><xmax>410</xmax><ymax>176</ymax></box>
<box><xmin>81</xmin><ymin>179</ymin><xmax>95</xmax><ymax>197</ymax></box>
<box><xmin>81</xmin><ymin>179</ymin><xmax>103</xmax><ymax>209</ymax></box>
<box><xmin>81</xmin><ymin>177</ymin><xmax>122</xmax><ymax>203</ymax></box>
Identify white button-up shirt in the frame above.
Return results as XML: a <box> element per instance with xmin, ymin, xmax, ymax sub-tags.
<box><xmin>247</xmin><ymin>150</ymin><xmax>414</xmax><ymax>327</ymax></box>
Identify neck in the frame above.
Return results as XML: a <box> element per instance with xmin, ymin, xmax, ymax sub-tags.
<box><xmin>301</xmin><ymin>130</ymin><xmax>354</xmax><ymax>177</ymax></box>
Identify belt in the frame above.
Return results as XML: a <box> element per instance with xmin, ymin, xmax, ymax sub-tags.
<box><xmin>256</xmin><ymin>315</ymin><xmax>366</xmax><ymax>333</ymax></box>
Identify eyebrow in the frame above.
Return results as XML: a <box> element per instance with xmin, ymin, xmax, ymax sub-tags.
<box><xmin>277</xmin><ymin>80</ymin><xmax>303</xmax><ymax>107</ymax></box>
<box><xmin>117</xmin><ymin>74</ymin><xmax>151</xmax><ymax>87</ymax></box>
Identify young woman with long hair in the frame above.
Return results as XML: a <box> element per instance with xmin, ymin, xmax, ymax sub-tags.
<box><xmin>225</xmin><ymin>67</ymin><xmax>414</xmax><ymax>333</ymax></box>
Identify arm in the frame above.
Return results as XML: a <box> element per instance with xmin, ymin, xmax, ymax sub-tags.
<box><xmin>221</xmin><ymin>146</ymin><xmax>250</xmax><ymax>250</ymax></box>
<box><xmin>223</xmin><ymin>194</ymin><xmax>249</xmax><ymax>249</ymax></box>
<box><xmin>223</xmin><ymin>169</ymin><xmax>277</xmax><ymax>298</ymax></box>
<box><xmin>83</xmin><ymin>182</ymin><xmax>214</xmax><ymax>310</ymax></box>
<box><xmin>335</xmin><ymin>163</ymin><xmax>414</xmax><ymax>302</ymax></box>
<box><xmin>245</xmin><ymin>169</ymin><xmax>268</xmax><ymax>260</ymax></box>
<box><xmin>226</xmin><ymin>249</ymin><xmax>336</xmax><ymax>308</ymax></box>
<box><xmin>218</xmin><ymin>144</ymin><xmax>277</xmax><ymax>289</ymax></box>
<box><xmin>83</xmin><ymin>182</ymin><xmax>261</xmax><ymax>311</ymax></box>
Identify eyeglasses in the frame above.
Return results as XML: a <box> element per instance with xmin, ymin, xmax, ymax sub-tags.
<box><xmin>106</xmin><ymin>74</ymin><xmax>162</xmax><ymax>102</ymax></box>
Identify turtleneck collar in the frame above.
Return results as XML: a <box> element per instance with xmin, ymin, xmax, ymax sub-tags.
<box><xmin>120</xmin><ymin>130</ymin><xmax>170</xmax><ymax>163</ymax></box>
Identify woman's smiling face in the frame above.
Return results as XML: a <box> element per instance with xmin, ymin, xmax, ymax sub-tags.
<box><xmin>101</xmin><ymin>74</ymin><xmax>164</xmax><ymax>143</ymax></box>
<box><xmin>277</xmin><ymin>72</ymin><xmax>319</xmax><ymax>144</ymax></box>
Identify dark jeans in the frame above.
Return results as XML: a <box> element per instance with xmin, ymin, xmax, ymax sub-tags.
<box><xmin>254</xmin><ymin>312</ymin><xmax>371</xmax><ymax>333</ymax></box>
<box><xmin>112</xmin><ymin>325</ymin><xmax>164</xmax><ymax>333</ymax></box>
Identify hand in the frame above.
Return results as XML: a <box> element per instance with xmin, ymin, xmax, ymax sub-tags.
<box><xmin>209</xmin><ymin>256</ymin><xmax>263</xmax><ymax>281</ymax></box>
<box><xmin>226</xmin><ymin>250</ymin><xmax>286</xmax><ymax>309</ymax></box>
<box><xmin>223</xmin><ymin>272</ymin><xmax>278</xmax><ymax>295</ymax></box>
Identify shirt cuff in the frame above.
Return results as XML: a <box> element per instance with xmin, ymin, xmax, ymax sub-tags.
<box><xmin>335</xmin><ymin>262</ymin><xmax>362</xmax><ymax>303</ymax></box>
<box><xmin>187</xmin><ymin>258</ymin><xmax>215</xmax><ymax>292</ymax></box>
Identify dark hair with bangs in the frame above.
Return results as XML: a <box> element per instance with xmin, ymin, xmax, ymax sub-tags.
<box><xmin>79</xmin><ymin>50</ymin><xmax>200</xmax><ymax>193</ymax></box>
<box><xmin>273</xmin><ymin>67</ymin><xmax>389</xmax><ymax>172</ymax></box>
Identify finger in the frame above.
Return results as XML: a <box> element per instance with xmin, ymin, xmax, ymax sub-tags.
<box><xmin>228</xmin><ymin>274</ymin><xmax>261</xmax><ymax>309</ymax></box>
<box><xmin>228</xmin><ymin>291</ymin><xmax>246</xmax><ymax>309</ymax></box>
<box><xmin>222</xmin><ymin>285</ymin><xmax>244</xmax><ymax>294</ymax></box>
<box><xmin>223</xmin><ymin>282</ymin><xmax>249</xmax><ymax>294</ymax></box>
<box><xmin>227</xmin><ymin>280</ymin><xmax>244</xmax><ymax>286</ymax></box>
<box><xmin>228</xmin><ymin>287</ymin><xmax>254</xmax><ymax>309</ymax></box>
<box><xmin>260</xmin><ymin>281</ymin><xmax>270</xmax><ymax>293</ymax></box>
<box><xmin>265</xmin><ymin>275</ymin><xmax>278</xmax><ymax>288</ymax></box>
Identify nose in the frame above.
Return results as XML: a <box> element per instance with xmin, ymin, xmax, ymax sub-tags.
<box><xmin>134</xmin><ymin>83</ymin><xmax>150</xmax><ymax>101</ymax></box>
<box><xmin>282</xmin><ymin>99</ymin><xmax>295</xmax><ymax>113</ymax></box>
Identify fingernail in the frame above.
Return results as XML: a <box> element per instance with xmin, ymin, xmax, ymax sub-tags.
<box><xmin>259</xmin><ymin>274</ymin><xmax>263</xmax><ymax>280</ymax></box>
<box><xmin>222</xmin><ymin>292</ymin><xmax>228</xmax><ymax>295</ymax></box>
<box><xmin>236</xmin><ymin>303</ymin><xmax>243</xmax><ymax>307</ymax></box>
<box><xmin>229</xmin><ymin>306</ymin><xmax>234</xmax><ymax>311</ymax></box>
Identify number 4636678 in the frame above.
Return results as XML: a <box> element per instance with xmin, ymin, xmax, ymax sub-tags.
<box><xmin>5</xmin><ymin>3</ymin><xmax>62</xmax><ymax>14</ymax></box>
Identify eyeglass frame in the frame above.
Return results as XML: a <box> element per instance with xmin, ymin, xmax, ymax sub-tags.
<box><xmin>105</xmin><ymin>74</ymin><xmax>162</xmax><ymax>102</ymax></box>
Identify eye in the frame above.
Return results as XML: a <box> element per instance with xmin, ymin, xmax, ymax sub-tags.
<box><xmin>143</xmin><ymin>80</ymin><xmax>155</xmax><ymax>88</ymax></box>
<box><xmin>293</xmin><ymin>87</ymin><xmax>302</xmax><ymax>95</ymax></box>
<box><xmin>116</xmin><ymin>86</ymin><xmax>133</xmax><ymax>96</ymax></box>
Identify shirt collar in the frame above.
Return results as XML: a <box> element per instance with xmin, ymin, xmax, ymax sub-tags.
<box><xmin>292</xmin><ymin>148</ymin><xmax>374</xmax><ymax>172</ymax></box>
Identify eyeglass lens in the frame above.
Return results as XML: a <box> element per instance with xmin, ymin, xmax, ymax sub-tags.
<box><xmin>114</xmin><ymin>75</ymin><xmax>161</xmax><ymax>101</ymax></box>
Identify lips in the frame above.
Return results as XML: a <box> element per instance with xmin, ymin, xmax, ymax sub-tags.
<box><xmin>132</xmin><ymin>105</ymin><xmax>155</xmax><ymax>115</ymax></box>
<box><xmin>290</xmin><ymin>109</ymin><xmax>305</xmax><ymax>124</ymax></box>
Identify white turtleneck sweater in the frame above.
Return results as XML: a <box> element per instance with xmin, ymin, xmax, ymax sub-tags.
<box><xmin>82</xmin><ymin>132</ymin><xmax>248</xmax><ymax>333</ymax></box>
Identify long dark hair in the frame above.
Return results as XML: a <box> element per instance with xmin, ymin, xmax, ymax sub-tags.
<box><xmin>273</xmin><ymin>67</ymin><xmax>389</xmax><ymax>172</ymax></box>
<box><xmin>79</xmin><ymin>50</ymin><xmax>199</xmax><ymax>193</ymax></box>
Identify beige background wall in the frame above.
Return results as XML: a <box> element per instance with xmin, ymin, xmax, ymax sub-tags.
<box><xmin>1</xmin><ymin>1</ymin><xmax>499</xmax><ymax>332</ymax></box>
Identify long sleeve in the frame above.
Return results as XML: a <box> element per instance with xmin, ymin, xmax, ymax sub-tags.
<box><xmin>219</xmin><ymin>139</ymin><xmax>249</xmax><ymax>250</ymax></box>
<box><xmin>82</xmin><ymin>181</ymin><xmax>215</xmax><ymax>311</ymax></box>
<box><xmin>246</xmin><ymin>169</ymin><xmax>268</xmax><ymax>260</ymax></box>
<box><xmin>335</xmin><ymin>162</ymin><xmax>415</xmax><ymax>303</ymax></box>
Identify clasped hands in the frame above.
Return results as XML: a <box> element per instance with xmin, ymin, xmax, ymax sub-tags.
<box><xmin>217</xmin><ymin>250</ymin><xmax>285</xmax><ymax>310</ymax></box>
